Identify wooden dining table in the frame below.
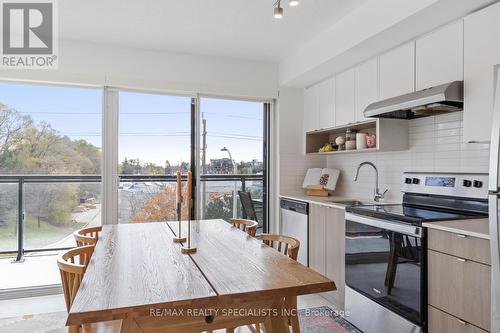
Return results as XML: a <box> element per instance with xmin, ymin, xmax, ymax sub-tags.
<box><xmin>67</xmin><ymin>219</ymin><xmax>336</xmax><ymax>333</ymax></box>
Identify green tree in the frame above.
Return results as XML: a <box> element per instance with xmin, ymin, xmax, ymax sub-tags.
<box><xmin>0</xmin><ymin>105</ymin><xmax>101</xmax><ymax>227</ymax></box>
<box><xmin>120</xmin><ymin>158</ymin><xmax>142</xmax><ymax>174</ymax></box>
<box><xmin>205</xmin><ymin>196</ymin><xmax>233</xmax><ymax>222</ymax></box>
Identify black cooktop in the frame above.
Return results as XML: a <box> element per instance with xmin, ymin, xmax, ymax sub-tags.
<box><xmin>346</xmin><ymin>204</ymin><xmax>487</xmax><ymax>225</ymax></box>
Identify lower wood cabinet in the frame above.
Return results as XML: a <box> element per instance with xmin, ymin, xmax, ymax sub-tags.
<box><xmin>309</xmin><ymin>204</ymin><xmax>326</xmax><ymax>275</ymax></box>
<box><xmin>427</xmin><ymin>228</ymin><xmax>491</xmax><ymax>332</ymax></box>
<box><xmin>325</xmin><ymin>206</ymin><xmax>345</xmax><ymax>308</ymax></box>
<box><xmin>309</xmin><ymin>203</ymin><xmax>345</xmax><ymax>308</ymax></box>
<box><xmin>428</xmin><ymin>228</ymin><xmax>490</xmax><ymax>265</ymax></box>
<box><xmin>428</xmin><ymin>306</ymin><xmax>488</xmax><ymax>333</ymax></box>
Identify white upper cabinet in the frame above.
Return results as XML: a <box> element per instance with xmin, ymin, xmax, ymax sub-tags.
<box><xmin>355</xmin><ymin>58</ymin><xmax>379</xmax><ymax>122</ymax></box>
<box><xmin>303</xmin><ymin>85</ymin><xmax>319</xmax><ymax>133</ymax></box>
<box><xmin>379</xmin><ymin>42</ymin><xmax>415</xmax><ymax>100</ymax></box>
<box><xmin>335</xmin><ymin>69</ymin><xmax>356</xmax><ymax>126</ymax></box>
<box><xmin>464</xmin><ymin>2</ymin><xmax>500</xmax><ymax>142</ymax></box>
<box><xmin>416</xmin><ymin>20</ymin><xmax>463</xmax><ymax>90</ymax></box>
<box><xmin>318</xmin><ymin>78</ymin><xmax>335</xmax><ymax>130</ymax></box>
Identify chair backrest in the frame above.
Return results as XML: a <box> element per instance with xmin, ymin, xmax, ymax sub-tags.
<box><xmin>57</xmin><ymin>245</ymin><xmax>94</xmax><ymax>312</ymax></box>
<box><xmin>261</xmin><ymin>233</ymin><xmax>300</xmax><ymax>261</ymax></box>
<box><xmin>230</xmin><ymin>218</ymin><xmax>258</xmax><ymax>237</ymax></box>
<box><xmin>74</xmin><ymin>226</ymin><xmax>102</xmax><ymax>247</ymax></box>
<box><xmin>238</xmin><ymin>191</ymin><xmax>258</xmax><ymax>222</ymax></box>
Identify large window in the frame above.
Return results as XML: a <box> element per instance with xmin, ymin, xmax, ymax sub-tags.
<box><xmin>0</xmin><ymin>82</ymin><xmax>102</xmax><ymax>256</ymax></box>
<box><xmin>0</xmin><ymin>84</ymin><xmax>271</xmax><ymax>260</ymax></box>
<box><xmin>117</xmin><ymin>91</ymin><xmax>192</xmax><ymax>223</ymax></box>
<box><xmin>199</xmin><ymin>97</ymin><xmax>268</xmax><ymax>232</ymax></box>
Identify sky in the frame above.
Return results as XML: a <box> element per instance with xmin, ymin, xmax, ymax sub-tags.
<box><xmin>0</xmin><ymin>82</ymin><xmax>264</xmax><ymax>166</ymax></box>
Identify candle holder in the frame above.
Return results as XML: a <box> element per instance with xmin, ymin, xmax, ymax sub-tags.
<box><xmin>172</xmin><ymin>201</ymin><xmax>186</xmax><ymax>243</ymax></box>
<box><xmin>173</xmin><ymin>171</ymin><xmax>186</xmax><ymax>243</ymax></box>
<box><xmin>181</xmin><ymin>172</ymin><xmax>196</xmax><ymax>254</ymax></box>
<box><xmin>181</xmin><ymin>199</ymin><xmax>197</xmax><ymax>253</ymax></box>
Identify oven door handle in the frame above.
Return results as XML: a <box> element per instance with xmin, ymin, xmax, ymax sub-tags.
<box><xmin>345</xmin><ymin>212</ymin><xmax>423</xmax><ymax>238</ymax></box>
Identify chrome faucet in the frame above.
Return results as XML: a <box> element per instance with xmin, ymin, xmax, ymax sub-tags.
<box><xmin>353</xmin><ymin>162</ymin><xmax>388</xmax><ymax>202</ymax></box>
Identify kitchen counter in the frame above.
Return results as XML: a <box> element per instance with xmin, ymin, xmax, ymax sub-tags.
<box><xmin>279</xmin><ymin>192</ymin><xmax>392</xmax><ymax>210</ymax></box>
<box><xmin>281</xmin><ymin>193</ymin><xmax>491</xmax><ymax>239</ymax></box>
<box><xmin>423</xmin><ymin>218</ymin><xmax>490</xmax><ymax>240</ymax></box>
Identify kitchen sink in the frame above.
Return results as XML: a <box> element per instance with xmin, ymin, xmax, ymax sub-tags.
<box><xmin>328</xmin><ymin>200</ymin><xmax>372</xmax><ymax>206</ymax></box>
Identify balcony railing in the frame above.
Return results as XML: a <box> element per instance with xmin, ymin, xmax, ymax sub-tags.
<box><xmin>0</xmin><ymin>174</ymin><xmax>264</xmax><ymax>262</ymax></box>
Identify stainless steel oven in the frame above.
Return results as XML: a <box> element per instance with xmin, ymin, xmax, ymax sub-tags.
<box><xmin>344</xmin><ymin>172</ymin><xmax>489</xmax><ymax>333</ymax></box>
<box><xmin>345</xmin><ymin>212</ymin><xmax>424</xmax><ymax>333</ymax></box>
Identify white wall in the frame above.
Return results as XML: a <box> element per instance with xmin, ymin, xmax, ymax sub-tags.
<box><xmin>0</xmin><ymin>39</ymin><xmax>279</xmax><ymax>99</ymax></box>
<box><xmin>277</xmin><ymin>87</ymin><xmax>325</xmax><ymax>195</ymax></box>
<box><xmin>326</xmin><ymin>112</ymin><xmax>490</xmax><ymax>202</ymax></box>
<box><xmin>280</xmin><ymin>0</ymin><xmax>495</xmax><ymax>87</ymax></box>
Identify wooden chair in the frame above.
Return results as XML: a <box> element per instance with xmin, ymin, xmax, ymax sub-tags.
<box><xmin>226</xmin><ymin>219</ymin><xmax>259</xmax><ymax>333</ymax></box>
<box><xmin>260</xmin><ymin>233</ymin><xmax>300</xmax><ymax>261</ymax></box>
<box><xmin>74</xmin><ymin>226</ymin><xmax>102</xmax><ymax>247</ymax></box>
<box><xmin>230</xmin><ymin>218</ymin><xmax>258</xmax><ymax>237</ymax></box>
<box><xmin>58</xmin><ymin>246</ymin><xmax>121</xmax><ymax>333</ymax></box>
<box><xmin>227</xmin><ymin>232</ymin><xmax>300</xmax><ymax>333</ymax></box>
<box><xmin>261</xmin><ymin>234</ymin><xmax>301</xmax><ymax>333</ymax></box>
<box><xmin>384</xmin><ymin>233</ymin><xmax>420</xmax><ymax>294</ymax></box>
<box><xmin>82</xmin><ymin>321</ymin><xmax>123</xmax><ymax>333</ymax></box>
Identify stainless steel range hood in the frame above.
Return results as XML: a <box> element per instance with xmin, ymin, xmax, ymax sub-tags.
<box><xmin>364</xmin><ymin>81</ymin><xmax>463</xmax><ymax>119</ymax></box>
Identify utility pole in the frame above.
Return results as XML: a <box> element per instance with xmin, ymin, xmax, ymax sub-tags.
<box><xmin>201</xmin><ymin>113</ymin><xmax>207</xmax><ymax>219</ymax></box>
<box><xmin>221</xmin><ymin>147</ymin><xmax>238</xmax><ymax>219</ymax></box>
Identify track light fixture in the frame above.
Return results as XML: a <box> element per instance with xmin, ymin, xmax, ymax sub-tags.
<box><xmin>273</xmin><ymin>0</ymin><xmax>299</xmax><ymax>19</ymax></box>
<box><xmin>273</xmin><ymin>1</ymin><xmax>283</xmax><ymax>19</ymax></box>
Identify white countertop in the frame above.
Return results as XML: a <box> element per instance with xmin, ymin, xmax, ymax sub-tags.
<box><xmin>279</xmin><ymin>192</ymin><xmax>394</xmax><ymax>209</ymax></box>
<box><xmin>280</xmin><ymin>192</ymin><xmax>491</xmax><ymax>239</ymax></box>
<box><xmin>422</xmin><ymin>219</ymin><xmax>490</xmax><ymax>240</ymax></box>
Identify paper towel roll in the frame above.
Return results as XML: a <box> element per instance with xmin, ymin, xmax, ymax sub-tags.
<box><xmin>356</xmin><ymin>133</ymin><xmax>367</xmax><ymax>149</ymax></box>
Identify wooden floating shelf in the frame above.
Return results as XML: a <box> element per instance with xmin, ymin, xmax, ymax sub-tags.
<box><xmin>305</xmin><ymin>118</ymin><xmax>409</xmax><ymax>155</ymax></box>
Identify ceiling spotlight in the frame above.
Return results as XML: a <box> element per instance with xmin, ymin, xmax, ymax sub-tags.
<box><xmin>289</xmin><ymin>0</ymin><xmax>299</xmax><ymax>6</ymax></box>
<box><xmin>274</xmin><ymin>3</ymin><xmax>283</xmax><ymax>19</ymax></box>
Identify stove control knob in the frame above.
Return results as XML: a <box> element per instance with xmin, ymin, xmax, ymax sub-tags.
<box><xmin>463</xmin><ymin>179</ymin><xmax>472</xmax><ymax>187</ymax></box>
<box><xmin>473</xmin><ymin>180</ymin><xmax>483</xmax><ymax>188</ymax></box>
<box><xmin>412</xmin><ymin>178</ymin><xmax>420</xmax><ymax>185</ymax></box>
<box><xmin>405</xmin><ymin>178</ymin><xmax>412</xmax><ymax>184</ymax></box>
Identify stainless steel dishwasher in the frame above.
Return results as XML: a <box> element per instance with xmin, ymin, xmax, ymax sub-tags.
<box><xmin>280</xmin><ymin>198</ymin><xmax>308</xmax><ymax>266</ymax></box>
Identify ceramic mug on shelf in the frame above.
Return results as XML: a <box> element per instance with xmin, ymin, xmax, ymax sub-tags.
<box><xmin>356</xmin><ymin>133</ymin><xmax>367</xmax><ymax>150</ymax></box>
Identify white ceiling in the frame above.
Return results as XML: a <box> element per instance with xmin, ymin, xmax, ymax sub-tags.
<box><xmin>59</xmin><ymin>0</ymin><xmax>367</xmax><ymax>62</ymax></box>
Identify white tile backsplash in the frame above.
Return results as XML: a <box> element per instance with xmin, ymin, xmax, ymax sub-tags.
<box><xmin>326</xmin><ymin>112</ymin><xmax>490</xmax><ymax>202</ymax></box>
<box><xmin>280</xmin><ymin>153</ymin><xmax>325</xmax><ymax>193</ymax></box>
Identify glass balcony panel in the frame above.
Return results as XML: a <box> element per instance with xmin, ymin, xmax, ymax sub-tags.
<box><xmin>23</xmin><ymin>182</ymin><xmax>101</xmax><ymax>250</ymax></box>
<box><xmin>0</xmin><ymin>183</ymin><xmax>19</xmax><ymax>253</ymax></box>
<box><xmin>118</xmin><ymin>180</ymin><xmax>189</xmax><ymax>224</ymax></box>
<box><xmin>201</xmin><ymin>179</ymin><xmax>242</xmax><ymax>222</ymax></box>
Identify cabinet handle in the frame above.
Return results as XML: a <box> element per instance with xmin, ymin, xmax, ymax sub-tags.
<box><xmin>456</xmin><ymin>234</ymin><xmax>467</xmax><ymax>238</ymax></box>
<box><xmin>456</xmin><ymin>257</ymin><xmax>467</xmax><ymax>262</ymax></box>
